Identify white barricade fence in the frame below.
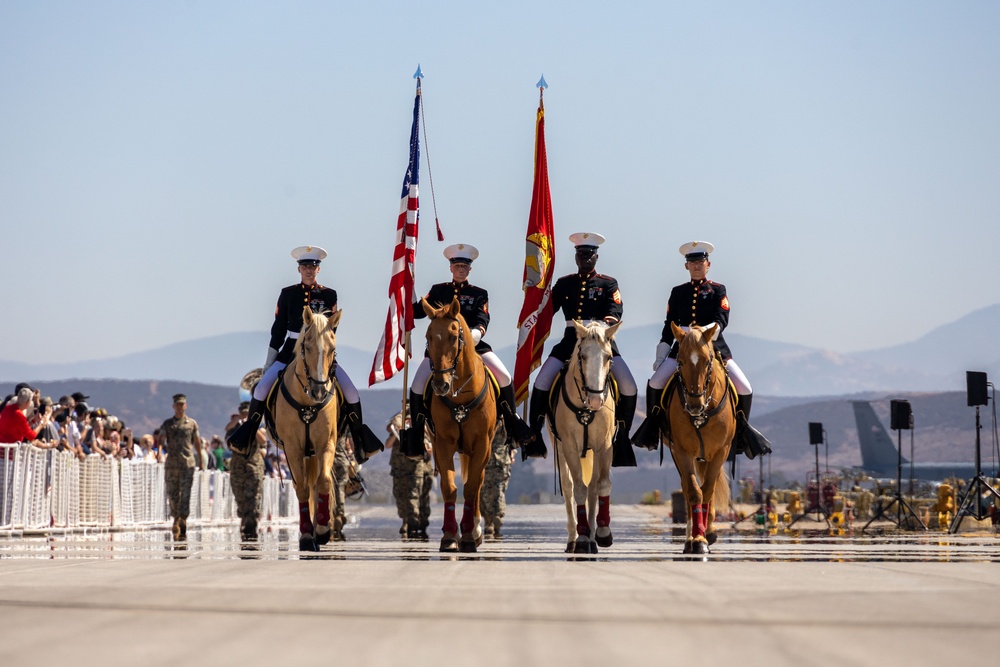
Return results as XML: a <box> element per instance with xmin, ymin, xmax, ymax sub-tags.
<box><xmin>0</xmin><ymin>442</ymin><xmax>295</xmax><ymax>534</ymax></box>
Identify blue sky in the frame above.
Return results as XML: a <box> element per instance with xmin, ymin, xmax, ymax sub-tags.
<box><xmin>3</xmin><ymin>2</ymin><xmax>999</xmax><ymax>374</ymax></box>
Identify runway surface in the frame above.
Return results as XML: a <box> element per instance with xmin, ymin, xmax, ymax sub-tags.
<box><xmin>2</xmin><ymin>504</ymin><xmax>999</xmax><ymax>666</ymax></box>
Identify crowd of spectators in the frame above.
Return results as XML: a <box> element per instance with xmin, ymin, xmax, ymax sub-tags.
<box><xmin>0</xmin><ymin>383</ymin><xmax>291</xmax><ymax>478</ymax></box>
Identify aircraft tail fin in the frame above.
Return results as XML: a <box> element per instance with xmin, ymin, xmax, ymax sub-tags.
<box><xmin>851</xmin><ymin>401</ymin><xmax>906</xmax><ymax>475</ymax></box>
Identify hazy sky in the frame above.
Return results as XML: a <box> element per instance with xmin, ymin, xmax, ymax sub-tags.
<box><xmin>3</xmin><ymin>2</ymin><xmax>999</xmax><ymax>374</ymax></box>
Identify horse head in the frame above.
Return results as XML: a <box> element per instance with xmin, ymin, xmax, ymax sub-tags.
<box><xmin>423</xmin><ymin>297</ymin><xmax>471</xmax><ymax>396</ymax></box>
<box><xmin>671</xmin><ymin>321</ymin><xmax>719</xmax><ymax>420</ymax></box>
<box><xmin>296</xmin><ymin>306</ymin><xmax>342</xmax><ymax>402</ymax></box>
<box><xmin>571</xmin><ymin>320</ymin><xmax>621</xmax><ymax>411</ymax></box>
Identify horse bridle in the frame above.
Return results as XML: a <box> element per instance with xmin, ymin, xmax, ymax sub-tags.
<box><xmin>675</xmin><ymin>353</ymin><xmax>717</xmax><ymax>424</ymax></box>
<box><xmin>560</xmin><ymin>342</ymin><xmax>613</xmax><ymax>457</ymax></box>
<box><xmin>428</xmin><ymin>318</ymin><xmax>473</xmax><ymax>395</ymax></box>
<box><xmin>296</xmin><ymin>328</ymin><xmax>338</xmax><ymax>402</ymax></box>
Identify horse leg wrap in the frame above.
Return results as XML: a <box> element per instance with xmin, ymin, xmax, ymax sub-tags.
<box><xmin>597</xmin><ymin>495</ymin><xmax>611</xmax><ymax>528</ymax></box>
<box><xmin>576</xmin><ymin>504</ymin><xmax>590</xmax><ymax>537</ymax></box>
<box><xmin>315</xmin><ymin>494</ymin><xmax>331</xmax><ymax>528</ymax></box>
<box><xmin>298</xmin><ymin>501</ymin><xmax>314</xmax><ymax>536</ymax></box>
<box><xmin>691</xmin><ymin>503</ymin><xmax>709</xmax><ymax>539</ymax></box>
<box><xmin>460</xmin><ymin>503</ymin><xmax>476</xmax><ymax>534</ymax></box>
<box><xmin>443</xmin><ymin>503</ymin><xmax>458</xmax><ymax>535</ymax></box>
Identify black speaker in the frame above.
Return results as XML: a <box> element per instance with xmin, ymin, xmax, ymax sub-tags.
<box><xmin>967</xmin><ymin>371</ymin><xmax>989</xmax><ymax>407</ymax></box>
<box><xmin>890</xmin><ymin>399</ymin><xmax>912</xmax><ymax>430</ymax></box>
<box><xmin>808</xmin><ymin>422</ymin><xmax>823</xmax><ymax>445</ymax></box>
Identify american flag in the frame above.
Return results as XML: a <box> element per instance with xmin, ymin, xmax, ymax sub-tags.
<box><xmin>513</xmin><ymin>96</ymin><xmax>556</xmax><ymax>405</ymax></box>
<box><xmin>369</xmin><ymin>88</ymin><xmax>421</xmax><ymax>385</ymax></box>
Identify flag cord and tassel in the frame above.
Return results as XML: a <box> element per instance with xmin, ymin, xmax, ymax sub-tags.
<box><xmin>418</xmin><ymin>83</ymin><xmax>445</xmax><ymax>242</ymax></box>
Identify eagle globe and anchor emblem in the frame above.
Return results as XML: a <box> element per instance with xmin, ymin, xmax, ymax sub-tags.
<box><xmin>523</xmin><ymin>232</ymin><xmax>553</xmax><ymax>289</ymax></box>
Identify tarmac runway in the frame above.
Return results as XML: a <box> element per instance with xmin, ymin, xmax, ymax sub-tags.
<box><xmin>2</xmin><ymin>504</ymin><xmax>999</xmax><ymax>666</ymax></box>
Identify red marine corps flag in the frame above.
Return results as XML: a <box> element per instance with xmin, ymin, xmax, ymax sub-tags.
<box><xmin>513</xmin><ymin>76</ymin><xmax>556</xmax><ymax>406</ymax></box>
<box><xmin>370</xmin><ymin>72</ymin><xmax>423</xmax><ymax>386</ymax></box>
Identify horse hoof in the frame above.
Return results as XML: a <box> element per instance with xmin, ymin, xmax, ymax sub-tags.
<box><xmin>440</xmin><ymin>535</ymin><xmax>459</xmax><ymax>553</ymax></box>
<box><xmin>565</xmin><ymin>541</ymin><xmax>575</xmax><ymax>553</ymax></box>
<box><xmin>590</xmin><ymin>541</ymin><xmax>599</xmax><ymax>554</ymax></box>
<box><xmin>595</xmin><ymin>532</ymin><xmax>613</xmax><ymax>548</ymax></box>
<box><xmin>333</xmin><ymin>530</ymin><xmax>346</xmax><ymax>542</ymax></box>
<box><xmin>706</xmin><ymin>531</ymin><xmax>718</xmax><ymax>546</ymax></box>
<box><xmin>690</xmin><ymin>540</ymin><xmax>710</xmax><ymax>555</ymax></box>
<box><xmin>682</xmin><ymin>540</ymin><xmax>693</xmax><ymax>554</ymax></box>
<box><xmin>315</xmin><ymin>529</ymin><xmax>331</xmax><ymax>546</ymax></box>
<box><xmin>299</xmin><ymin>535</ymin><xmax>318</xmax><ymax>552</ymax></box>
<box><xmin>459</xmin><ymin>539</ymin><xmax>478</xmax><ymax>553</ymax></box>
<box><xmin>573</xmin><ymin>539</ymin><xmax>591</xmax><ymax>554</ymax></box>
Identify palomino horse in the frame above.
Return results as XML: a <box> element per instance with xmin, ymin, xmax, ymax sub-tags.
<box><xmin>663</xmin><ymin>322</ymin><xmax>734</xmax><ymax>555</ymax></box>
<box><xmin>269</xmin><ymin>307</ymin><xmax>342</xmax><ymax>552</ymax></box>
<box><xmin>552</xmin><ymin>320</ymin><xmax>621</xmax><ymax>554</ymax></box>
<box><xmin>422</xmin><ymin>297</ymin><xmax>496</xmax><ymax>553</ymax></box>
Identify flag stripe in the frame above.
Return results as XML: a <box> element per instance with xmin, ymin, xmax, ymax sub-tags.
<box><xmin>370</xmin><ymin>91</ymin><xmax>421</xmax><ymax>386</ymax></box>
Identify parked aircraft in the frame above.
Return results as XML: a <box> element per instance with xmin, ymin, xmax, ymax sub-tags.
<box><xmin>850</xmin><ymin>401</ymin><xmax>994</xmax><ymax>481</ymax></box>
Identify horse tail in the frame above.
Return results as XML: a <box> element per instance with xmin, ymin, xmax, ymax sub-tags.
<box><xmin>713</xmin><ymin>464</ymin><xmax>731</xmax><ymax>515</ymax></box>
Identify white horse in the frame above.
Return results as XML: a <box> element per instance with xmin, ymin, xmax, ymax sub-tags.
<box><xmin>552</xmin><ymin>320</ymin><xmax>621</xmax><ymax>554</ymax></box>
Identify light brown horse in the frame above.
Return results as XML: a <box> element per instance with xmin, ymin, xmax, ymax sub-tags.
<box><xmin>269</xmin><ymin>307</ymin><xmax>342</xmax><ymax>552</ymax></box>
<box><xmin>552</xmin><ymin>320</ymin><xmax>621</xmax><ymax>554</ymax></box>
<box><xmin>664</xmin><ymin>322</ymin><xmax>734</xmax><ymax>555</ymax></box>
<box><xmin>422</xmin><ymin>297</ymin><xmax>496</xmax><ymax>553</ymax></box>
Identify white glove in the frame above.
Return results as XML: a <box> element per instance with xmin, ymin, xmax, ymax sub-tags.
<box><xmin>471</xmin><ymin>328</ymin><xmax>483</xmax><ymax>344</ymax></box>
<box><xmin>653</xmin><ymin>341</ymin><xmax>670</xmax><ymax>371</ymax></box>
<box><xmin>263</xmin><ymin>347</ymin><xmax>279</xmax><ymax>372</ymax></box>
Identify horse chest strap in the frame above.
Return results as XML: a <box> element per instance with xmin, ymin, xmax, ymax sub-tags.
<box><xmin>576</xmin><ymin>409</ymin><xmax>595</xmax><ymax>426</ymax></box>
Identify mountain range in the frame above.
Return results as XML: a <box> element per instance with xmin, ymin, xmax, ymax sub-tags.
<box><xmin>5</xmin><ymin>303</ymin><xmax>1000</xmax><ymax>395</ymax></box>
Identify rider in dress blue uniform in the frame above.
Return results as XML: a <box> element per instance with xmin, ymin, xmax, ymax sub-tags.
<box><xmin>228</xmin><ymin>246</ymin><xmax>382</xmax><ymax>462</ymax></box>
<box><xmin>631</xmin><ymin>241</ymin><xmax>770</xmax><ymax>459</ymax></box>
<box><xmin>405</xmin><ymin>244</ymin><xmax>534</xmax><ymax>452</ymax></box>
<box><xmin>523</xmin><ymin>233</ymin><xmax>638</xmax><ymax>466</ymax></box>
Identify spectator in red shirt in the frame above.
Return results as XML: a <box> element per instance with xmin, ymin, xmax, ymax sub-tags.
<box><xmin>0</xmin><ymin>387</ymin><xmax>39</xmax><ymax>444</ymax></box>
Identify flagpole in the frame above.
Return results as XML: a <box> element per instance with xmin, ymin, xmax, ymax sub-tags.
<box><xmin>401</xmin><ymin>67</ymin><xmax>425</xmax><ymax>421</ymax></box>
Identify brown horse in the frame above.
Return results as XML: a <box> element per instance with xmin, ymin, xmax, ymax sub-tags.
<box><xmin>552</xmin><ymin>320</ymin><xmax>621</xmax><ymax>554</ymax></box>
<box><xmin>422</xmin><ymin>297</ymin><xmax>496</xmax><ymax>553</ymax></box>
<box><xmin>664</xmin><ymin>322</ymin><xmax>734</xmax><ymax>555</ymax></box>
<box><xmin>269</xmin><ymin>307</ymin><xmax>342</xmax><ymax>552</ymax></box>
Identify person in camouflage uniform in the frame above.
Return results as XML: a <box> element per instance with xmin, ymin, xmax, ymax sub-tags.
<box><xmin>226</xmin><ymin>402</ymin><xmax>265</xmax><ymax>541</ymax></box>
<box><xmin>157</xmin><ymin>394</ymin><xmax>201</xmax><ymax>540</ymax></box>
<box><xmin>480</xmin><ymin>422</ymin><xmax>512</xmax><ymax>537</ymax></box>
<box><xmin>386</xmin><ymin>411</ymin><xmax>434</xmax><ymax>539</ymax></box>
<box><xmin>332</xmin><ymin>432</ymin><xmax>351</xmax><ymax>541</ymax></box>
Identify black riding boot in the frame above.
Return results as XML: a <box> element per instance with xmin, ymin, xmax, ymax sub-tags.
<box><xmin>498</xmin><ymin>384</ymin><xmax>535</xmax><ymax>447</ymax></box>
<box><xmin>733</xmin><ymin>393</ymin><xmax>772</xmax><ymax>460</ymax></box>
<box><xmin>344</xmin><ymin>401</ymin><xmax>384</xmax><ymax>465</ymax></box>
<box><xmin>521</xmin><ymin>388</ymin><xmax>550</xmax><ymax>461</ymax></box>
<box><xmin>611</xmin><ymin>393</ymin><xmax>637</xmax><ymax>468</ymax></box>
<box><xmin>631</xmin><ymin>383</ymin><xmax>665</xmax><ymax>451</ymax></box>
<box><xmin>227</xmin><ymin>397</ymin><xmax>265</xmax><ymax>456</ymax></box>
<box><xmin>401</xmin><ymin>390</ymin><xmax>429</xmax><ymax>459</ymax></box>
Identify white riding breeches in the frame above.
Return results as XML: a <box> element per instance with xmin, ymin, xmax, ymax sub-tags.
<box><xmin>649</xmin><ymin>357</ymin><xmax>752</xmax><ymax>395</ymax></box>
<box><xmin>534</xmin><ymin>355</ymin><xmax>637</xmax><ymax>395</ymax></box>
<box><xmin>253</xmin><ymin>361</ymin><xmax>360</xmax><ymax>404</ymax></box>
<box><xmin>409</xmin><ymin>352</ymin><xmax>513</xmax><ymax>393</ymax></box>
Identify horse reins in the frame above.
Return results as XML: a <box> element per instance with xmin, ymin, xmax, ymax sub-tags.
<box><xmin>429</xmin><ymin>317</ymin><xmax>490</xmax><ymax>451</ymax></box>
<box><xmin>559</xmin><ymin>345</ymin><xmax>612</xmax><ymax>458</ymax></box>
<box><xmin>672</xmin><ymin>353</ymin><xmax>731</xmax><ymax>462</ymax></box>
<box><xmin>281</xmin><ymin>326</ymin><xmax>338</xmax><ymax>460</ymax></box>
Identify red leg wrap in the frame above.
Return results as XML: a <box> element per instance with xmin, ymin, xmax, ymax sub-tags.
<box><xmin>576</xmin><ymin>504</ymin><xmax>590</xmax><ymax>537</ymax></box>
<box><xmin>597</xmin><ymin>495</ymin><xmax>611</xmax><ymax>528</ymax></box>
<box><xmin>460</xmin><ymin>503</ymin><xmax>476</xmax><ymax>534</ymax></box>
<box><xmin>298</xmin><ymin>501</ymin><xmax>313</xmax><ymax>536</ymax></box>
<box><xmin>691</xmin><ymin>503</ymin><xmax>708</xmax><ymax>539</ymax></box>
<box><xmin>442</xmin><ymin>503</ymin><xmax>458</xmax><ymax>535</ymax></box>
<box><xmin>315</xmin><ymin>494</ymin><xmax>331</xmax><ymax>527</ymax></box>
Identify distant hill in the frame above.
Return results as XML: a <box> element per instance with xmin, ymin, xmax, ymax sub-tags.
<box><xmin>4</xmin><ymin>303</ymin><xmax>999</xmax><ymax>396</ymax></box>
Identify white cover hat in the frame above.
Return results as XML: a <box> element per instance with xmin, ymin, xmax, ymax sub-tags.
<box><xmin>443</xmin><ymin>243</ymin><xmax>479</xmax><ymax>264</ymax></box>
<box><xmin>678</xmin><ymin>241</ymin><xmax>714</xmax><ymax>260</ymax></box>
<box><xmin>291</xmin><ymin>245</ymin><xmax>328</xmax><ymax>264</ymax></box>
<box><xmin>568</xmin><ymin>232</ymin><xmax>606</xmax><ymax>248</ymax></box>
